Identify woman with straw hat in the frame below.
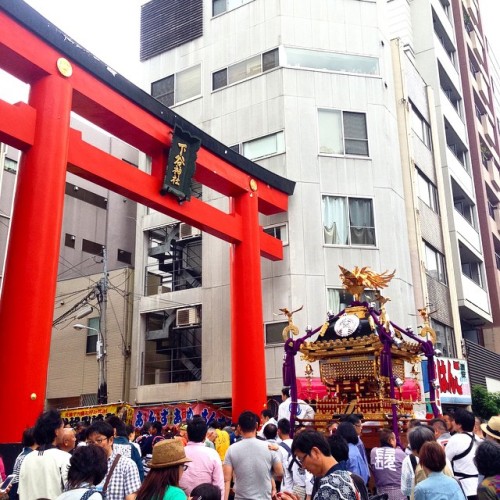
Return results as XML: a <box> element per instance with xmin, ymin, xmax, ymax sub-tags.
<box><xmin>136</xmin><ymin>440</ymin><xmax>191</xmax><ymax>500</ymax></box>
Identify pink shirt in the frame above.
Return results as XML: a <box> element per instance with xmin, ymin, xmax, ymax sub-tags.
<box><xmin>179</xmin><ymin>441</ymin><xmax>224</xmax><ymax>498</ymax></box>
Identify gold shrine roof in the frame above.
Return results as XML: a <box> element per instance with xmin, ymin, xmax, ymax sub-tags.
<box><xmin>299</xmin><ymin>333</ymin><xmax>421</xmax><ymax>363</ymax></box>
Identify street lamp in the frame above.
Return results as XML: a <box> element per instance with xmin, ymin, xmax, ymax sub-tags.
<box><xmin>73</xmin><ymin>323</ymin><xmax>107</xmax><ymax>404</ymax></box>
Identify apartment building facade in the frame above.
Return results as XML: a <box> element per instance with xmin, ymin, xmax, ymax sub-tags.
<box><xmin>130</xmin><ymin>0</ymin><xmax>426</xmax><ymax>405</ymax></box>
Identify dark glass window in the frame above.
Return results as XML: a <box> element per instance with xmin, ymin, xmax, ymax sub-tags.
<box><xmin>152</xmin><ymin>75</ymin><xmax>174</xmax><ymax>107</ymax></box>
<box><xmin>82</xmin><ymin>239</ymin><xmax>104</xmax><ymax>256</ymax></box>
<box><xmin>212</xmin><ymin>69</ymin><xmax>228</xmax><ymax>90</ymax></box>
<box><xmin>65</xmin><ymin>233</ymin><xmax>76</xmax><ymax>249</ymax></box>
<box><xmin>117</xmin><ymin>249</ymin><xmax>132</xmax><ymax>265</ymax></box>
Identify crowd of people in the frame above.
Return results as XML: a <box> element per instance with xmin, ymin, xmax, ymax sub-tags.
<box><xmin>1</xmin><ymin>391</ymin><xmax>499</xmax><ymax>500</ymax></box>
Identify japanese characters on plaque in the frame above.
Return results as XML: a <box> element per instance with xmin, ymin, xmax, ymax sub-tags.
<box><xmin>161</xmin><ymin>125</ymin><xmax>201</xmax><ymax>201</ymax></box>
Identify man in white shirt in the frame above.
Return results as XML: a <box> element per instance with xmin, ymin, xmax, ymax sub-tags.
<box><xmin>258</xmin><ymin>409</ymin><xmax>277</xmax><ymax>438</ymax></box>
<box><xmin>19</xmin><ymin>410</ymin><xmax>71</xmax><ymax>500</ymax></box>
<box><xmin>277</xmin><ymin>387</ymin><xmax>315</xmax><ymax>424</ymax></box>
<box><xmin>445</xmin><ymin>409</ymin><xmax>479</xmax><ymax>499</ymax></box>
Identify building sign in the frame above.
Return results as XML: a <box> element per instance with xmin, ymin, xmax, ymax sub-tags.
<box><xmin>161</xmin><ymin>125</ymin><xmax>201</xmax><ymax>201</ymax></box>
<box><xmin>436</xmin><ymin>357</ymin><xmax>471</xmax><ymax>404</ymax></box>
<box><xmin>133</xmin><ymin>403</ymin><xmax>231</xmax><ymax>428</ymax></box>
<box><xmin>60</xmin><ymin>403</ymin><xmax>134</xmax><ymax>426</ymax></box>
<box><xmin>422</xmin><ymin>357</ymin><xmax>471</xmax><ymax>405</ymax></box>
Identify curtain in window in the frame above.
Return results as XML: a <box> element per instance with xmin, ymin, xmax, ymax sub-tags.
<box><xmin>327</xmin><ymin>289</ymin><xmax>340</xmax><ymax>313</ymax></box>
<box><xmin>322</xmin><ymin>196</ymin><xmax>348</xmax><ymax>244</ymax></box>
<box><xmin>349</xmin><ymin>198</ymin><xmax>375</xmax><ymax>245</ymax></box>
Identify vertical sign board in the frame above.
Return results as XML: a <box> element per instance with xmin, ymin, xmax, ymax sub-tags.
<box><xmin>161</xmin><ymin>125</ymin><xmax>201</xmax><ymax>201</ymax></box>
<box><xmin>422</xmin><ymin>357</ymin><xmax>472</xmax><ymax>408</ymax></box>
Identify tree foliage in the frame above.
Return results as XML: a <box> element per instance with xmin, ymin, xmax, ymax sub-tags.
<box><xmin>471</xmin><ymin>385</ymin><xmax>500</xmax><ymax>420</ymax></box>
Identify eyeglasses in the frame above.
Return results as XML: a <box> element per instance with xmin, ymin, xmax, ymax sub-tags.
<box><xmin>294</xmin><ymin>453</ymin><xmax>309</xmax><ymax>467</ymax></box>
<box><xmin>86</xmin><ymin>437</ymin><xmax>109</xmax><ymax>445</ymax></box>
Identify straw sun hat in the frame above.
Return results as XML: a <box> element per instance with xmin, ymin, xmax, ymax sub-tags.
<box><xmin>147</xmin><ymin>439</ymin><xmax>192</xmax><ymax>469</ymax></box>
<box><xmin>481</xmin><ymin>415</ymin><xmax>500</xmax><ymax>441</ymax></box>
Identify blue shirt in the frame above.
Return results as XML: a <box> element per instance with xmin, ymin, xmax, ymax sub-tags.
<box><xmin>414</xmin><ymin>471</ymin><xmax>466</xmax><ymax>500</ymax></box>
<box><xmin>347</xmin><ymin>443</ymin><xmax>370</xmax><ymax>484</ymax></box>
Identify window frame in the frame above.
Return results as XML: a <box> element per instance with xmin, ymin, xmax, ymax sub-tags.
<box><xmin>264</xmin><ymin>321</ymin><xmax>288</xmax><ymax>346</ymax></box>
<box><xmin>322</xmin><ymin>195</ymin><xmax>376</xmax><ymax>247</ymax></box>
<box><xmin>283</xmin><ymin>46</ymin><xmax>380</xmax><ymax>76</ymax></box>
<box><xmin>212</xmin><ymin>0</ymin><xmax>253</xmax><ymax>17</ymax></box>
<box><xmin>263</xmin><ymin>223</ymin><xmax>289</xmax><ymax>246</ymax></box>
<box><xmin>151</xmin><ymin>64</ymin><xmax>202</xmax><ymax>107</ymax></box>
<box><xmin>326</xmin><ymin>287</ymin><xmax>381</xmax><ymax>313</ymax></box>
<box><xmin>318</xmin><ymin>109</ymin><xmax>369</xmax><ymax>157</ymax></box>
<box><xmin>416</xmin><ymin>169</ymin><xmax>439</xmax><ymax>213</ymax></box>
<box><xmin>410</xmin><ymin>104</ymin><xmax>432</xmax><ymax>150</ymax></box>
<box><xmin>241</xmin><ymin>131</ymin><xmax>285</xmax><ymax>160</ymax></box>
<box><xmin>86</xmin><ymin>317</ymin><xmax>100</xmax><ymax>355</ymax></box>
<box><xmin>212</xmin><ymin>48</ymin><xmax>279</xmax><ymax>91</ymax></box>
<box><xmin>423</xmin><ymin>241</ymin><xmax>447</xmax><ymax>285</ymax></box>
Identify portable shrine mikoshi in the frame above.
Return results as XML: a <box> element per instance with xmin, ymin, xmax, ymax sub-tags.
<box><xmin>281</xmin><ymin>266</ymin><xmax>440</xmax><ymax>446</ymax></box>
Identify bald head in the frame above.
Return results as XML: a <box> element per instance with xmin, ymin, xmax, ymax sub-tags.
<box><xmin>59</xmin><ymin>427</ymin><xmax>76</xmax><ymax>452</ymax></box>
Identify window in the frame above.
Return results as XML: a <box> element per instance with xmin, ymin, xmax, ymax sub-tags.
<box><xmin>327</xmin><ymin>288</ymin><xmax>380</xmax><ymax>313</ymax></box>
<box><xmin>65</xmin><ymin>233</ymin><xmax>76</xmax><ymax>249</ymax></box>
<box><xmin>423</xmin><ymin>242</ymin><xmax>447</xmax><ymax>284</ymax></box>
<box><xmin>416</xmin><ymin>169</ymin><xmax>439</xmax><ymax>213</ymax></box>
<box><xmin>265</xmin><ymin>321</ymin><xmax>287</xmax><ymax>346</ymax></box>
<box><xmin>319</xmin><ymin>109</ymin><xmax>369</xmax><ymax>156</ymax></box>
<box><xmin>241</xmin><ymin>131</ymin><xmax>285</xmax><ymax>160</ymax></box>
<box><xmin>410</xmin><ymin>104</ymin><xmax>432</xmax><ymax>149</ymax></box>
<box><xmin>143</xmin><ymin>309</ymin><xmax>202</xmax><ymax>384</ymax></box>
<box><xmin>117</xmin><ymin>249</ymin><xmax>132</xmax><ymax>264</ymax></box>
<box><xmin>82</xmin><ymin>239</ymin><xmax>105</xmax><ymax>256</ymax></box>
<box><xmin>86</xmin><ymin>317</ymin><xmax>99</xmax><ymax>354</ymax></box>
<box><xmin>65</xmin><ymin>183</ymin><xmax>107</xmax><ymax>209</ymax></box>
<box><xmin>431</xmin><ymin>320</ymin><xmax>456</xmax><ymax>358</ymax></box>
<box><xmin>264</xmin><ymin>223</ymin><xmax>288</xmax><ymax>245</ymax></box>
<box><xmin>454</xmin><ymin>199</ymin><xmax>476</xmax><ymax>226</ymax></box>
<box><xmin>462</xmin><ymin>261</ymin><xmax>482</xmax><ymax>286</ymax></box>
<box><xmin>212</xmin><ymin>49</ymin><xmax>279</xmax><ymax>90</ymax></box>
<box><xmin>152</xmin><ymin>64</ymin><xmax>201</xmax><ymax>107</ymax></box>
<box><xmin>322</xmin><ymin>196</ymin><xmax>376</xmax><ymax>246</ymax></box>
<box><xmin>284</xmin><ymin>47</ymin><xmax>379</xmax><ymax>76</ymax></box>
<box><xmin>213</xmin><ymin>0</ymin><xmax>253</xmax><ymax>16</ymax></box>
<box><xmin>4</xmin><ymin>157</ymin><xmax>17</xmax><ymax>173</ymax></box>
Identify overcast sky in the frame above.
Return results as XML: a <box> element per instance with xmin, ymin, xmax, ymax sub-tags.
<box><xmin>1</xmin><ymin>0</ymin><xmax>499</xmax><ymax>100</ymax></box>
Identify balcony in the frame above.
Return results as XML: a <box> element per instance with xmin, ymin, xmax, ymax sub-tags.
<box><xmin>464</xmin><ymin>0</ymin><xmax>479</xmax><ymax>26</ymax></box>
<box><xmin>453</xmin><ymin>211</ymin><xmax>481</xmax><ymax>253</ymax></box>
<box><xmin>434</xmin><ymin>36</ymin><xmax>459</xmax><ymax>88</ymax></box>
<box><xmin>481</xmin><ymin>114</ymin><xmax>496</xmax><ymax>147</ymax></box>
<box><xmin>487</xmin><ymin>159</ymin><xmax>500</xmax><ymax>191</ymax></box>
<box><xmin>440</xmin><ymin>91</ymin><xmax>466</xmax><ymax>143</ymax></box>
<box><xmin>476</xmin><ymin>71</ymin><xmax>490</xmax><ymax>104</ymax></box>
<box><xmin>469</xmin><ymin>30</ymin><xmax>484</xmax><ymax>64</ymax></box>
<box><xmin>446</xmin><ymin>148</ymin><xmax>473</xmax><ymax>192</ymax></box>
<box><xmin>459</xmin><ymin>273</ymin><xmax>491</xmax><ymax>321</ymax></box>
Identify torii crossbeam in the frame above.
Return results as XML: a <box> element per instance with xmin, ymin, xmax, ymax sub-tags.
<box><xmin>0</xmin><ymin>0</ymin><xmax>294</xmax><ymax>443</ymax></box>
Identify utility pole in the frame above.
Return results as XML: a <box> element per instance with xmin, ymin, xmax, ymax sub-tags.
<box><xmin>96</xmin><ymin>247</ymin><xmax>108</xmax><ymax>404</ymax></box>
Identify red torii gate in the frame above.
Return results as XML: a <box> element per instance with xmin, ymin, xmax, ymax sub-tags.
<box><xmin>0</xmin><ymin>1</ymin><xmax>294</xmax><ymax>443</ymax></box>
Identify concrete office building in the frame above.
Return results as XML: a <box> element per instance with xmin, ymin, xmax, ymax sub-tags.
<box><xmin>130</xmin><ymin>0</ymin><xmax>423</xmax><ymax>405</ymax></box>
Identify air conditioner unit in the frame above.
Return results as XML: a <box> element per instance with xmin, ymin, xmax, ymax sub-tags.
<box><xmin>157</xmin><ymin>285</ymin><xmax>171</xmax><ymax>294</ymax></box>
<box><xmin>179</xmin><ymin>223</ymin><xmax>201</xmax><ymax>240</ymax></box>
<box><xmin>176</xmin><ymin>307</ymin><xmax>200</xmax><ymax>327</ymax></box>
